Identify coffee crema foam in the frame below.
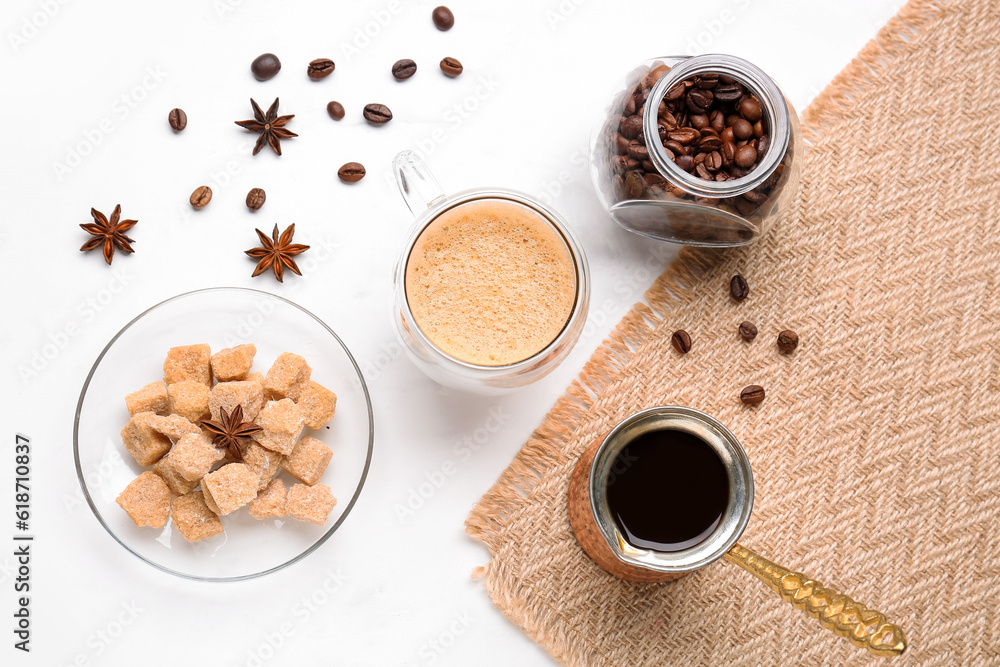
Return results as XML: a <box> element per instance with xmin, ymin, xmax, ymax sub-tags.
<box><xmin>405</xmin><ymin>199</ymin><xmax>577</xmax><ymax>367</ymax></box>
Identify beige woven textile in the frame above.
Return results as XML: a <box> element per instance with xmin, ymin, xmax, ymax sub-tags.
<box><xmin>465</xmin><ymin>0</ymin><xmax>1000</xmax><ymax>664</ymax></box>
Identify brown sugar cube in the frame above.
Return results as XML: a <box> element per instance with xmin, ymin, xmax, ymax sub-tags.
<box><xmin>247</xmin><ymin>371</ymin><xmax>265</xmax><ymax>385</ymax></box>
<box><xmin>201</xmin><ymin>463</ymin><xmax>258</xmax><ymax>515</ymax></box>
<box><xmin>209</xmin><ymin>380</ymin><xmax>265</xmax><ymax>422</ymax></box>
<box><xmin>171</xmin><ymin>432</ymin><xmax>226</xmax><ymax>482</ymax></box>
<box><xmin>121</xmin><ymin>412</ymin><xmax>172</xmax><ymax>467</ymax></box>
<box><xmin>116</xmin><ymin>471</ymin><xmax>172</xmax><ymax>528</ymax></box>
<box><xmin>248</xmin><ymin>479</ymin><xmax>288</xmax><ymax>519</ymax></box>
<box><xmin>210</xmin><ymin>343</ymin><xmax>257</xmax><ymax>382</ymax></box>
<box><xmin>148</xmin><ymin>414</ymin><xmax>202</xmax><ymax>441</ymax></box>
<box><xmin>283</xmin><ymin>436</ymin><xmax>333</xmax><ymax>486</ymax></box>
<box><xmin>242</xmin><ymin>442</ymin><xmax>282</xmax><ymax>490</ymax></box>
<box><xmin>251</xmin><ymin>399</ymin><xmax>305</xmax><ymax>456</ymax></box>
<box><xmin>125</xmin><ymin>381</ymin><xmax>168</xmax><ymax>416</ymax></box>
<box><xmin>151</xmin><ymin>453</ymin><xmax>199</xmax><ymax>496</ymax></box>
<box><xmin>163</xmin><ymin>344</ymin><xmax>212</xmax><ymax>386</ymax></box>
<box><xmin>296</xmin><ymin>381</ymin><xmax>337</xmax><ymax>430</ymax></box>
<box><xmin>263</xmin><ymin>352</ymin><xmax>312</xmax><ymax>401</ymax></box>
<box><xmin>170</xmin><ymin>491</ymin><xmax>224</xmax><ymax>543</ymax></box>
<box><xmin>167</xmin><ymin>381</ymin><xmax>211</xmax><ymax>423</ymax></box>
<box><xmin>287</xmin><ymin>483</ymin><xmax>337</xmax><ymax>526</ymax></box>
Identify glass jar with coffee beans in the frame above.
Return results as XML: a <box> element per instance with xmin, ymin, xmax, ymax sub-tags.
<box><xmin>591</xmin><ymin>54</ymin><xmax>800</xmax><ymax>246</ymax></box>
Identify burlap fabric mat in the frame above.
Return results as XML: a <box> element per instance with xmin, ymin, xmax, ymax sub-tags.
<box><xmin>465</xmin><ymin>0</ymin><xmax>1000</xmax><ymax>664</ymax></box>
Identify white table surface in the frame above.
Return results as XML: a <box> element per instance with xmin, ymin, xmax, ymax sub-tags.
<box><xmin>3</xmin><ymin>0</ymin><xmax>904</xmax><ymax>664</ymax></box>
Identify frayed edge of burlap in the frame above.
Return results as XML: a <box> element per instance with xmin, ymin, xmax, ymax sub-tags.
<box><xmin>464</xmin><ymin>0</ymin><xmax>953</xmax><ymax>662</ymax></box>
<box><xmin>801</xmin><ymin>0</ymin><xmax>953</xmax><ymax>146</ymax></box>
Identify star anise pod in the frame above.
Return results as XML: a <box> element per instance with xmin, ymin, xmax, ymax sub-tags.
<box><xmin>79</xmin><ymin>205</ymin><xmax>136</xmax><ymax>264</ymax></box>
<box><xmin>200</xmin><ymin>405</ymin><xmax>262</xmax><ymax>462</ymax></box>
<box><xmin>235</xmin><ymin>97</ymin><xmax>297</xmax><ymax>156</ymax></box>
<box><xmin>245</xmin><ymin>224</ymin><xmax>310</xmax><ymax>282</ymax></box>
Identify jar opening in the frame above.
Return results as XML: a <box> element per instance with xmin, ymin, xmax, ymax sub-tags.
<box><xmin>643</xmin><ymin>54</ymin><xmax>790</xmax><ymax>198</ymax></box>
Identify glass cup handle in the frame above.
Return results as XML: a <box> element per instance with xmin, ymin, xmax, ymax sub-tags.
<box><xmin>393</xmin><ymin>151</ymin><xmax>447</xmax><ymax>216</ymax></box>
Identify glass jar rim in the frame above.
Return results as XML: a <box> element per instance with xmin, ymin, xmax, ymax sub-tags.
<box><xmin>643</xmin><ymin>54</ymin><xmax>790</xmax><ymax>198</ymax></box>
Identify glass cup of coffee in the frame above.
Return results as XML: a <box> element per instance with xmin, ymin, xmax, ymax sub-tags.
<box><xmin>391</xmin><ymin>151</ymin><xmax>591</xmax><ymax>393</ymax></box>
<box><xmin>568</xmin><ymin>406</ymin><xmax>907</xmax><ymax>658</ymax></box>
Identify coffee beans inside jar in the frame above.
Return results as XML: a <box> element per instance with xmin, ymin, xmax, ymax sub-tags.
<box><xmin>594</xmin><ymin>55</ymin><xmax>799</xmax><ymax>247</ymax></box>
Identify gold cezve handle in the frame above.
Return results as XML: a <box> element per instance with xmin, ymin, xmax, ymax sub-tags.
<box><xmin>724</xmin><ymin>544</ymin><xmax>907</xmax><ymax>658</ymax></box>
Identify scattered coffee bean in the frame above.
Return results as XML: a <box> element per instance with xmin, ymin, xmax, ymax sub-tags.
<box><xmin>440</xmin><ymin>57</ymin><xmax>463</xmax><ymax>77</ymax></box>
<box><xmin>168</xmin><ymin>108</ymin><xmax>187</xmax><ymax>132</ymax></box>
<box><xmin>363</xmin><ymin>103</ymin><xmax>392</xmax><ymax>124</ymax></box>
<box><xmin>730</xmin><ymin>274</ymin><xmax>749</xmax><ymax>301</ymax></box>
<box><xmin>392</xmin><ymin>59</ymin><xmax>417</xmax><ymax>80</ymax></box>
<box><xmin>190</xmin><ymin>185</ymin><xmax>212</xmax><ymax>209</ymax></box>
<box><xmin>338</xmin><ymin>162</ymin><xmax>366</xmax><ymax>183</ymax></box>
<box><xmin>671</xmin><ymin>329</ymin><xmax>692</xmax><ymax>354</ymax></box>
<box><xmin>246</xmin><ymin>188</ymin><xmax>266</xmax><ymax>211</ymax></box>
<box><xmin>251</xmin><ymin>53</ymin><xmax>281</xmax><ymax>81</ymax></box>
<box><xmin>432</xmin><ymin>6</ymin><xmax>454</xmax><ymax>30</ymax></box>
<box><xmin>738</xmin><ymin>321</ymin><xmax>758</xmax><ymax>341</ymax></box>
<box><xmin>777</xmin><ymin>329</ymin><xmax>799</xmax><ymax>353</ymax></box>
<box><xmin>307</xmin><ymin>58</ymin><xmax>335</xmax><ymax>80</ymax></box>
<box><xmin>326</xmin><ymin>101</ymin><xmax>345</xmax><ymax>120</ymax></box>
<box><xmin>740</xmin><ymin>385</ymin><xmax>766</xmax><ymax>405</ymax></box>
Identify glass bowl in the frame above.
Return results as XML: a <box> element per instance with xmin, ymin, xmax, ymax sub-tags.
<box><xmin>73</xmin><ymin>287</ymin><xmax>374</xmax><ymax>581</ymax></box>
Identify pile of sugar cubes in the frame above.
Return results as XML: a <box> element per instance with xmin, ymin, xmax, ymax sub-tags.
<box><xmin>115</xmin><ymin>343</ymin><xmax>339</xmax><ymax>543</ymax></box>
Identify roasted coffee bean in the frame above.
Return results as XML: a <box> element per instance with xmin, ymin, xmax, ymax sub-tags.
<box><xmin>741</xmin><ymin>187</ymin><xmax>767</xmax><ymax>203</ymax></box>
<box><xmin>671</xmin><ymin>329</ymin><xmax>692</xmax><ymax>354</ymax></box>
<box><xmin>307</xmin><ymin>58</ymin><xmax>335</xmax><ymax>80</ymax></box>
<box><xmin>735</xmin><ymin>144</ymin><xmax>757</xmax><ymax>168</ymax></box>
<box><xmin>721</xmin><ymin>127</ymin><xmax>735</xmax><ymax>144</ymax></box>
<box><xmin>338</xmin><ymin>162</ymin><xmax>366</xmax><ymax>183</ymax></box>
<box><xmin>626</xmin><ymin>141</ymin><xmax>649</xmax><ymax>161</ymax></box>
<box><xmin>705</xmin><ymin>151</ymin><xmax>722</xmax><ymax>172</ymax></box>
<box><xmin>625</xmin><ymin>171</ymin><xmax>645</xmax><ymax>198</ymax></box>
<box><xmin>754</xmin><ymin>119</ymin><xmax>765</xmax><ymax>137</ymax></box>
<box><xmin>643</xmin><ymin>172</ymin><xmax>667</xmax><ymax>187</ymax></box>
<box><xmin>735</xmin><ymin>197</ymin><xmax>759</xmax><ymax>216</ymax></box>
<box><xmin>644</xmin><ymin>65</ymin><xmax>670</xmax><ymax>89</ymax></box>
<box><xmin>675</xmin><ymin>154</ymin><xmax>694</xmax><ymax>171</ymax></box>
<box><xmin>190</xmin><ymin>185</ymin><xmax>212</xmax><ymax>209</ymax></box>
<box><xmin>686</xmin><ymin>88</ymin><xmax>713</xmax><ymax>113</ymax></box>
<box><xmin>625</xmin><ymin>96</ymin><xmax>637</xmax><ymax>116</ymax></box>
<box><xmin>740</xmin><ymin>385</ymin><xmax>765</xmax><ymax>405</ymax></box>
<box><xmin>777</xmin><ymin>329</ymin><xmax>799</xmax><ymax>353</ymax></box>
<box><xmin>246</xmin><ymin>188</ymin><xmax>266</xmax><ymax>211</ymax></box>
<box><xmin>715</xmin><ymin>172</ymin><xmax>729</xmax><ymax>182</ymax></box>
<box><xmin>667</xmin><ymin>127</ymin><xmax>700</xmax><ymax>145</ymax></box>
<box><xmin>641</xmin><ymin>159</ymin><xmax>656</xmax><ymax>173</ymax></box>
<box><xmin>432</xmin><ymin>5</ymin><xmax>454</xmax><ymax>30</ymax></box>
<box><xmin>709</xmin><ymin>110</ymin><xmax>726</xmax><ymax>134</ymax></box>
<box><xmin>732</xmin><ymin>118</ymin><xmax>753</xmax><ymax>141</ymax></box>
<box><xmin>327</xmin><ymin>101</ymin><xmax>345</xmax><ymax>120</ymax></box>
<box><xmin>363</xmin><ymin>103</ymin><xmax>393</xmax><ymax>124</ymax></box>
<box><xmin>168</xmin><ymin>108</ymin><xmax>187</xmax><ymax>132</ymax></box>
<box><xmin>714</xmin><ymin>83</ymin><xmax>743</xmax><ymax>102</ymax></box>
<box><xmin>689</xmin><ymin>113</ymin><xmax>709</xmax><ymax>130</ymax></box>
<box><xmin>699</xmin><ymin>134</ymin><xmax>722</xmax><ymax>151</ymax></box>
<box><xmin>730</xmin><ymin>274</ymin><xmax>749</xmax><ymax>301</ymax></box>
<box><xmin>251</xmin><ymin>53</ymin><xmax>281</xmax><ymax>81</ymax></box>
<box><xmin>440</xmin><ymin>57</ymin><xmax>463</xmax><ymax>77</ymax></box>
<box><xmin>756</xmin><ymin>135</ymin><xmax>769</xmax><ymax>160</ymax></box>
<box><xmin>739</xmin><ymin>96</ymin><xmax>763</xmax><ymax>122</ymax></box>
<box><xmin>392</xmin><ymin>59</ymin><xmax>417</xmax><ymax>80</ymax></box>
<box><xmin>659</xmin><ymin>109</ymin><xmax>677</xmax><ymax>127</ymax></box>
<box><xmin>722</xmin><ymin>141</ymin><xmax>736</xmax><ymax>163</ymax></box>
<box><xmin>664</xmin><ymin>140</ymin><xmax>686</xmax><ymax>156</ymax></box>
<box><xmin>695</xmin><ymin>163</ymin><xmax>711</xmax><ymax>180</ymax></box>
<box><xmin>621</xmin><ymin>114</ymin><xmax>643</xmax><ymax>139</ymax></box>
<box><xmin>664</xmin><ymin>82</ymin><xmax>686</xmax><ymax>101</ymax></box>
<box><xmin>739</xmin><ymin>321</ymin><xmax>758</xmax><ymax>341</ymax></box>
<box><xmin>696</xmin><ymin>73</ymin><xmax>719</xmax><ymax>89</ymax></box>
<box><xmin>615</xmin><ymin>133</ymin><xmax>631</xmax><ymax>152</ymax></box>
